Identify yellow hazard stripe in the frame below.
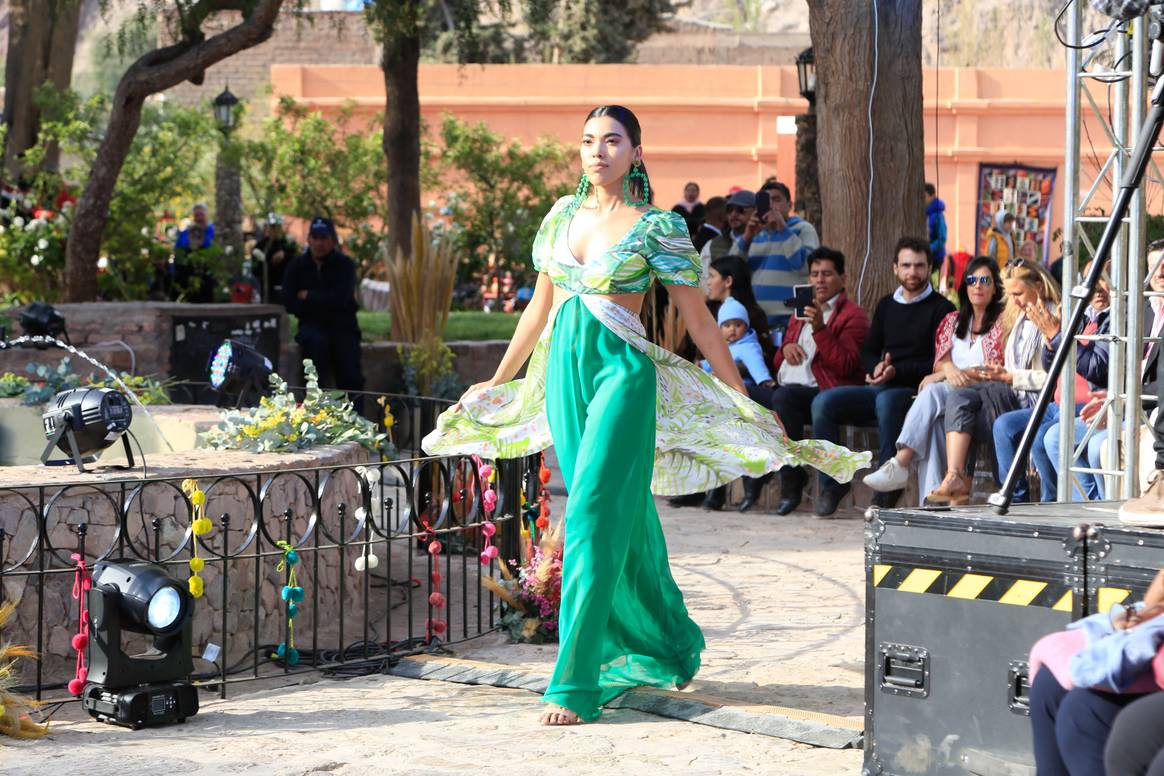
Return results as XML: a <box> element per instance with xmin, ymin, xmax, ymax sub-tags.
<box><xmin>947</xmin><ymin>573</ymin><xmax>993</xmax><ymax>600</ymax></box>
<box><xmin>1053</xmin><ymin>591</ymin><xmax>1073</xmax><ymax>612</ymax></box>
<box><xmin>1000</xmin><ymin>580</ymin><xmax>1048</xmax><ymax>606</ymax></box>
<box><xmin>1097</xmin><ymin>587</ymin><xmax>1131</xmax><ymax>613</ymax></box>
<box><xmin>873</xmin><ymin>564</ymin><xmax>892</xmax><ymax>586</ymax></box>
<box><xmin>898</xmin><ymin>568</ymin><xmax>943</xmax><ymax>594</ymax></box>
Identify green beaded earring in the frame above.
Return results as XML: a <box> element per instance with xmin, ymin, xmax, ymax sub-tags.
<box><xmin>623</xmin><ymin>161</ymin><xmax>650</xmax><ymax>207</ymax></box>
<box><xmin>570</xmin><ymin>171</ymin><xmax>591</xmax><ymax>214</ymax></box>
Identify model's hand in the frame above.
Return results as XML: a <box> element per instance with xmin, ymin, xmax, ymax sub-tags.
<box><xmin>453</xmin><ymin>380</ymin><xmax>498</xmax><ymax>412</ymax></box>
<box><xmin>783</xmin><ymin>342</ymin><xmax>807</xmax><ymax>366</ymax></box>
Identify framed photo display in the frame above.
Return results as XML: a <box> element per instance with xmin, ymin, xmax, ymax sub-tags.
<box><xmin>976</xmin><ymin>163</ymin><xmax>1057</xmax><ymax>264</ymax></box>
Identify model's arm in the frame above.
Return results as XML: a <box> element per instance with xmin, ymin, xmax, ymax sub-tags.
<box><xmin>667</xmin><ymin>284</ymin><xmax>747</xmax><ymax>395</ymax></box>
<box><xmin>455</xmin><ymin>272</ymin><xmax>554</xmax><ymax>407</ymax></box>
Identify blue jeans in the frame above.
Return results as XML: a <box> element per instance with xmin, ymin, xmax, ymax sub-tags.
<box><xmin>1042</xmin><ymin>421</ymin><xmax>1107</xmax><ymax>500</ymax></box>
<box><xmin>812</xmin><ymin>385</ymin><xmax>914</xmax><ymax>494</ymax></box>
<box><xmin>993</xmin><ymin>404</ymin><xmax>1061</xmax><ymax>503</ymax></box>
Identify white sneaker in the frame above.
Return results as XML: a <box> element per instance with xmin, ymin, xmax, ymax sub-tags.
<box><xmin>863</xmin><ymin>458</ymin><xmax>909</xmax><ymax>492</ymax></box>
<box><xmin>1119</xmin><ymin>470</ymin><xmax>1164</xmax><ymax>526</ymax></box>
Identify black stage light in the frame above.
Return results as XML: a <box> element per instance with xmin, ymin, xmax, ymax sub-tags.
<box><xmin>82</xmin><ymin>559</ymin><xmax>198</xmax><ymax>729</ymax></box>
<box><xmin>208</xmin><ymin>338</ymin><xmax>274</xmax><ymax>406</ymax></box>
<box><xmin>19</xmin><ymin>301</ymin><xmax>68</xmax><ymax>346</ymax></box>
<box><xmin>40</xmin><ymin>387</ymin><xmax>134</xmax><ymax>473</ymax></box>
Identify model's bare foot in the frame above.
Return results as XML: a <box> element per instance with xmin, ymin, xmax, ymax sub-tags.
<box><xmin>539</xmin><ymin>703</ymin><xmax>582</xmax><ymax>726</ymax></box>
<box><xmin>676</xmin><ymin>680</ymin><xmax>691</xmax><ymax>691</ymax></box>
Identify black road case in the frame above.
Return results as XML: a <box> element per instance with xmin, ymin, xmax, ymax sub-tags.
<box><xmin>864</xmin><ymin>504</ymin><xmax>1089</xmax><ymax>776</ymax></box>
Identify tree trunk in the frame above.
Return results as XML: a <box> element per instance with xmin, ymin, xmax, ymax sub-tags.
<box><xmin>808</xmin><ymin>0</ymin><xmax>926</xmax><ymax>307</ymax></box>
<box><xmin>64</xmin><ymin>0</ymin><xmax>285</xmax><ymax>302</ymax></box>
<box><xmin>794</xmin><ymin>112</ymin><xmax>822</xmax><ymax>234</ymax></box>
<box><xmin>382</xmin><ymin>25</ymin><xmax>422</xmax><ymax>264</ymax></box>
<box><xmin>3</xmin><ymin>0</ymin><xmax>81</xmax><ymax>178</ymax></box>
<box><xmin>215</xmin><ymin>140</ymin><xmax>244</xmax><ymax>265</ymax></box>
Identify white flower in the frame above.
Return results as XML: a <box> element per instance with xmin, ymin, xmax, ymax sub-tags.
<box><xmin>166</xmin><ymin>227</ymin><xmax>177</xmax><ymax>240</ymax></box>
<box><xmin>30</xmin><ymin>254</ymin><xmax>41</xmax><ymax>266</ymax></box>
<box><xmin>37</xmin><ymin>238</ymin><xmax>48</xmax><ymax>250</ymax></box>
<box><xmin>224</xmin><ymin>245</ymin><xmax>234</xmax><ymax>255</ymax></box>
<box><xmin>97</xmin><ymin>256</ymin><xmax>109</xmax><ymax>269</ymax></box>
<box><xmin>0</xmin><ymin>225</ymin><xmax>6</xmax><ymax>235</ymax></box>
<box><xmin>141</xmin><ymin>227</ymin><xmax>149</xmax><ymax>237</ymax></box>
<box><xmin>140</xmin><ymin>248</ymin><xmax>149</xmax><ymax>257</ymax></box>
<box><xmin>26</xmin><ymin>218</ymin><xmax>44</xmax><ymax>231</ymax></box>
<box><xmin>12</xmin><ymin>216</ymin><xmax>24</xmax><ymax>228</ymax></box>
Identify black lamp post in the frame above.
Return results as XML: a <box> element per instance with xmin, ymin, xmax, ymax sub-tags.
<box><xmin>794</xmin><ymin>47</ymin><xmax>822</xmax><ymax>232</ymax></box>
<box><xmin>212</xmin><ymin>86</ymin><xmax>243</xmax><ymax>285</ymax></box>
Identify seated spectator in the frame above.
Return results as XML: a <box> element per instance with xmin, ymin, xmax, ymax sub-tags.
<box><xmin>699</xmin><ymin>296</ymin><xmax>773</xmax><ymax>387</ymax></box>
<box><xmin>693</xmin><ymin>196</ymin><xmax>726</xmax><ymax>255</ymax></box>
<box><xmin>1030</xmin><ymin>567</ymin><xmax>1164</xmax><ymax>776</ymax></box>
<box><xmin>671</xmin><ymin>181</ymin><xmax>705</xmax><ymax>237</ymax></box>
<box><xmin>732</xmin><ymin>180</ymin><xmax>820</xmax><ymax>330</ymax></box>
<box><xmin>706</xmin><ymin>255</ymin><xmax>775</xmax><ymax>364</ymax></box>
<box><xmin>812</xmin><ymin>237</ymin><xmax>955</xmax><ymax>515</ymax></box>
<box><xmin>701</xmin><ymin>189</ymin><xmax>753</xmax><ymax>269</ymax></box>
<box><xmin>927</xmin><ymin>260</ymin><xmax>1061</xmax><ymax>506</ymax></box>
<box><xmin>172</xmin><ymin>202</ymin><xmax>217</xmax><ymax>302</ymax></box>
<box><xmin>864</xmin><ymin>258</ymin><xmax>1006</xmax><ymax>502</ymax></box>
<box><xmin>749</xmin><ymin>247</ymin><xmax>868</xmax><ymax>516</ymax></box>
<box><xmin>1021</xmin><ymin>259</ymin><xmax>1114</xmax><ymax>502</ymax></box>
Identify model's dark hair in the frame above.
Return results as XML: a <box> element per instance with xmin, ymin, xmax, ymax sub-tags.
<box><xmin>808</xmin><ymin>246</ymin><xmax>845</xmax><ymax>275</ymax></box>
<box><xmin>709</xmin><ymin>255</ymin><xmax>760</xmax><ymax>310</ymax></box>
<box><xmin>586</xmin><ymin>105</ymin><xmax>653</xmax><ymax>204</ymax></box>
<box><xmin>894</xmin><ymin>235</ymin><xmax>933</xmax><ymax>265</ymax></box>
<box><xmin>956</xmin><ymin>256</ymin><xmax>1005</xmax><ymax>339</ymax></box>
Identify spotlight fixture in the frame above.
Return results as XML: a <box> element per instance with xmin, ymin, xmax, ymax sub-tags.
<box><xmin>82</xmin><ymin>559</ymin><xmax>198</xmax><ymax>729</ymax></box>
<box><xmin>20</xmin><ymin>301</ymin><xmax>68</xmax><ymax>347</ymax></box>
<box><xmin>207</xmin><ymin>338</ymin><xmax>273</xmax><ymax>406</ymax></box>
<box><xmin>40</xmin><ymin>387</ymin><xmax>134</xmax><ymax>473</ymax></box>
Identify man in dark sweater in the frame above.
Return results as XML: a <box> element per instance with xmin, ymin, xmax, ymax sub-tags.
<box><xmin>809</xmin><ymin>236</ymin><xmax>955</xmax><ymax>516</ymax></box>
<box><xmin>283</xmin><ymin>216</ymin><xmax>365</xmax><ymax>410</ymax></box>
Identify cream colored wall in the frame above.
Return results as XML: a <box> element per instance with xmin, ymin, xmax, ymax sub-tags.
<box><xmin>271</xmin><ymin>63</ymin><xmax>1153</xmax><ymax>260</ymax></box>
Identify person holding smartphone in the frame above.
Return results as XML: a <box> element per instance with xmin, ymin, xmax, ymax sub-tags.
<box><xmin>731</xmin><ymin>180</ymin><xmax>819</xmax><ymax>332</ymax></box>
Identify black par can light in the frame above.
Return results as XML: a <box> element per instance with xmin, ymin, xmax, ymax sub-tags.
<box><xmin>40</xmin><ymin>387</ymin><xmax>134</xmax><ymax>472</ymax></box>
<box><xmin>82</xmin><ymin>559</ymin><xmax>199</xmax><ymax>729</ymax></box>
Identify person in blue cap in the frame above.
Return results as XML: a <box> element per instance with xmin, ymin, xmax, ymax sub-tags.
<box><xmin>698</xmin><ymin>296</ymin><xmax>774</xmax><ymax>388</ymax></box>
<box><xmin>282</xmin><ymin>216</ymin><xmax>365</xmax><ymax>409</ymax></box>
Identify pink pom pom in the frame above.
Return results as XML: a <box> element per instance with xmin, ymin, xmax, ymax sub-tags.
<box><xmin>429</xmin><ymin>619</ymin><xmax>447</xmax><ymax>635</ymax></box>
<box><xmin>77</xmin><ymin>667</ymin><xmax>87</xmax><ymax>682</ymax></box>
<box><xmin>479</xmin><ymin>551</ymin><xmax>491</xmax><ymax>565</ymax></box>
<box><xmin>481</xmin><ymin>521</ymin><xmax>496</xmax><ymax>538</ymax></box>
<box><xmin>427</xmin><ymin>540</ymin><xmax>442</xmax><ymax>555</ymax></box>
<box><xmin>68</xmin><ymin>678</ymin><xmax>85</xmax><ymax>696</ymax></box>
<box><xmin>479</xmin><ymin>464</ymin><xmax>493</xmax><ymax>480</ymax></box>
<box><xmin>431</xmin><ymin>570</ymin><xmax>442</xmax><ymax>585</ymax></box>
<box><xmin>72</xmin><ymin>632</ymin><xmax>88</xmax><ymax>651</ymax></box>
<box><xmin>482</xmin><ymin>490</ymin><xmax>497</xmax><ymax>512</ymax></box>
<box><xmin>428</xmin><ymin>592</ymin><xmax>446</xmax><ymax>608</ymax></box>
<box><xmin>483</xmin><ymin>545</ymin><xmax>499</xmax><ymax>560</ymax></box>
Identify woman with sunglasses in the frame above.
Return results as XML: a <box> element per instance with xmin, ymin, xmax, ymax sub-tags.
<box><xmin>927</xmin><ymin>259</ymin><xmax>1061</xmax><ymax>505</ymax></box>
<box><xmin>864</xmin><ymin>257</ymin><xmax>1007</xmax><ymax>501</ymax></box>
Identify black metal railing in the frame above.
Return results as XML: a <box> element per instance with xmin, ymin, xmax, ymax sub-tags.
<box><xmin>0</xmin><ymin>450</ymin><xmax>545</xmax><ymax>702</ymax></box>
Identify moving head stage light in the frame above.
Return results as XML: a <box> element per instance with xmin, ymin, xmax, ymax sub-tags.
<box><xmin>208</xmin><ymin>338</ymin><xmax>273</xmax><ymax>406</ymax></box>
<box><xmin>41</xmin><ymin>387</ymin><xmax>134</xmax><ymax>473</ymax></box>
<box><xmin>82</xmin><ymin>559</ymin><xmax>198</xmax><ymax>729</ymax></box>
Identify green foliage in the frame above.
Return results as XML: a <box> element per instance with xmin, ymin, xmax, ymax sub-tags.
<box><xmin>10</xmin><ymin>357</ymin><xmax>172</xmax><ymax>406</ymax></box>
<box><xmin>291</xmin><ymin>310</ymin><xmax>521</xmax><ymax>342</ymax></box>
<box><xmin>202</xmin><ymin>360</ymin><xmax>393</xmax><ymax>456</ymax></box>
<box><xmin>399</xmin><ymin>338</ymin><xmax>462</xmax><ymax>399</ymax></box>
<box><xmin>437</xmin><ymin>115</ymin><xmax>571</xmax><ymax>282</ymax></box>
<box><xmin>1</xmin><ymin>85</ymin><xmax>218</xmax><ymax>302</ymax></box>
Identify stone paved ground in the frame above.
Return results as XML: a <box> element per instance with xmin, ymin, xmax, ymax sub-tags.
<box><xmin>1</xmin><ymin>484</ymin><xmax>869</xmax><ymax>776</ymax></box>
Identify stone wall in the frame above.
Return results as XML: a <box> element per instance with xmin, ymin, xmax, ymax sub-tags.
<box><xmin>358</xmin><ymin>340</ymin><xmax>512</xmax><ymax>395</ymax></box>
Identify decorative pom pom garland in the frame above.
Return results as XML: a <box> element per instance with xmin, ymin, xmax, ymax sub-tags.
<box><xmin>181</xmin><ymin>479</ymin><xmax>212</xmax><ymax>598</ymax></box>
<box><xmin>68</xmin><ymin>552</ymin><xmax>91</xmax><ymax>696</ymax></box>
<box><xmin>420</xmin><ymin>518</ymin><xmax>446</xmax><ymax>639</ymax></box>
<box><xmin>274</xmin><ymin>540</ymin><xmax>304</xmax><ymax>665</ymax></box>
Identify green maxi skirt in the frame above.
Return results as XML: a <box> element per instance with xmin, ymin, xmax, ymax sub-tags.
<box><xmin>542</xmin><ymin>294</ymin><xmax>703</xmax><ymax>721</ymax></box>
<box><xmin>422</xmin><ymin>290</ymin><xmax>870</xmax><ymax>721</ymax></box>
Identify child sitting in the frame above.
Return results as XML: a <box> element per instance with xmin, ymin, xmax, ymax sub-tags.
<box><xmin>700</xmin><ymin>296</ymin><xmax>775</xmax><ymax>388</ymax></box>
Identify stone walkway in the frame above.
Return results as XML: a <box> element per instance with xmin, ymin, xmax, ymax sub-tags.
<box><xmin>2</xmin><ymin>489</ymin><xmax>869</xmax><ymax>775</ymax></box>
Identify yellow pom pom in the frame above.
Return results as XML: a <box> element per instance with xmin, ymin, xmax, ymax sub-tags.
<box><xmin>192</xmin><ymin>518</ymin><xmax>212</xmax><ymax>536</ymax></box>
<box><xmin>188</xmin><ymin>576</ymin><xmax>204</xmax><ymax>598</ymax></box>
<box><xmin>189</xmin><ymin>556</ymin><xmax>205</xmax><ymax>573</ymax></box>
<box><xmin>191</xmin><ymin>490</ymin><xmax>206</xmax><ymax>507</ymax></box>
<box><xmin>0</xmin><ymin>703</ymin><xmax>6</xmax><ymax>717</ymax></box>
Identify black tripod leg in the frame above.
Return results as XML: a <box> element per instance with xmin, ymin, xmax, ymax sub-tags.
<box><xmin>990</xmin><ymin>90</ymin><xmax>1164</xmax><ymax>514</ymax></box>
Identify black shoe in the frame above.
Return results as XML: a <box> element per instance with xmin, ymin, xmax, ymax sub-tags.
<box><xmin>815</xmin><ymin>484</ymin><xmax>852</xmax><ymax>518</ymax></box>
<box><xmin>668</xmin><ymin>492</ymin><xmax>704</xmax><ymax>508</ymax></box>
<box><xmin>702</xmin><ymin>486</ymin><xmax>726</xmax><ymax>511</ymax></box>
<box><xmin>738</xmin><ymin>474</ymin><xmax>771</xmax><ymax>513</ymax></box>
<box><xmin>870</xmin><ymin>489</ymin><xmax>904</xmax><ymax>510</ymax></box>
<box><xmin>775</xmin><ymin>493</ymin><xmax>802</xmax><ymax>516</ymax></box>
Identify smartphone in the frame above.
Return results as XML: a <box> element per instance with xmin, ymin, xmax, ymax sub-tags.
<box><xmin>754</xmin><ymin>190</ymin><xmax>771</xmax><ymax>221</ymax></box>
<box><xmin>786</xmin><ymin>284</ymin><xmax>813</xmax><ymax>320</ymax></box>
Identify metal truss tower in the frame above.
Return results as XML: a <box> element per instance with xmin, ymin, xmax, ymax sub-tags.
<box><xmin>1059</xmin><ymin>5</ymin><xmax>1153</xmax><ymax>501</ymax></box>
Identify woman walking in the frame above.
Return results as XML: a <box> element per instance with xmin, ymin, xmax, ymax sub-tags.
<box><xmin>423</xmin><ymin>105</ymin><xmax>869</xmax><ymax>725</ymax></box>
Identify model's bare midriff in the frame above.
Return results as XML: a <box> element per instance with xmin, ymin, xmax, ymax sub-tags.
<box><xmin>552</xmin><ymin>284</ymin><xmax>645</xmax><ymax>316</ymax></box>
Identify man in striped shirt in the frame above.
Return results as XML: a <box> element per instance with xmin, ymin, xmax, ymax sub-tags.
<box><xmin>731</xmin><ymin>181</ymin><xmax>820</xmax><ymax>331</ymax></box>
